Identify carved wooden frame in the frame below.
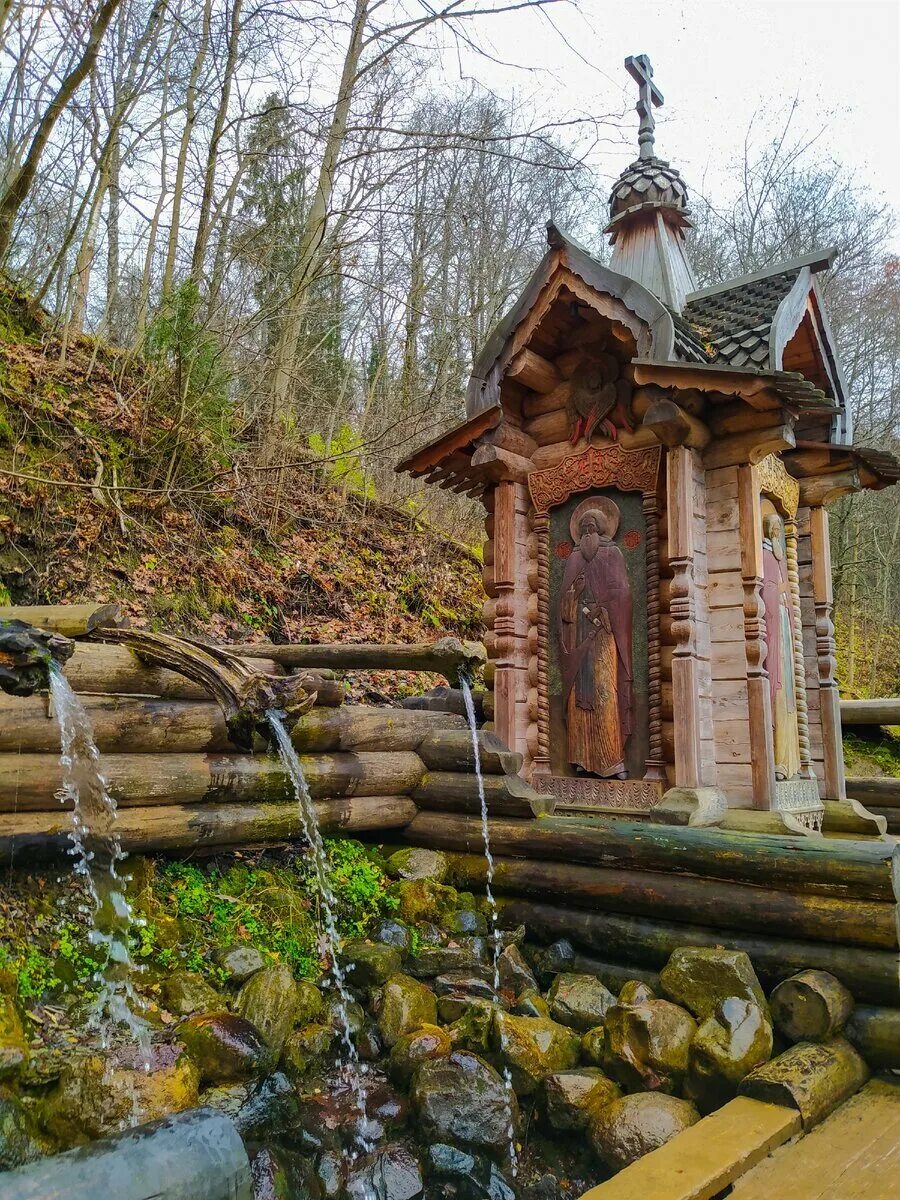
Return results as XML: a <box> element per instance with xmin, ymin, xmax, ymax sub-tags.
<box><xmin>528</xmin><ymin>444</ymin><xmax>665</xmax><ymax>794</ymax></box>
<box><xmin>756</xmin><ymin>453</ymin><xmax>812</xmax><ymax>777</ymax></box>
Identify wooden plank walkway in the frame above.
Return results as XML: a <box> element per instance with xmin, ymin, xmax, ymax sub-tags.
<box><xmin>578</xmin><ymin>1098</ymin><xmax>800</xmax><ymax>1200</ymax></box>
<box><xmin>730</xmin><ymin>1079</ymin><xmax>900</xmax><ymax>1199</ymax></box>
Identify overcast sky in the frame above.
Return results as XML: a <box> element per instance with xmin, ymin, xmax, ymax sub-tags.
<box><xmin>443</xmin><ymin>0</ymin><xmax>899</xmax><ymax>242</ymax></box>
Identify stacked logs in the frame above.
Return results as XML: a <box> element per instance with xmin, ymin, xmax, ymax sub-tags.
<box><xmin>402</xmin><ymin>810</ymin><xmax>900</xmax><ymax>1008</ymax></box>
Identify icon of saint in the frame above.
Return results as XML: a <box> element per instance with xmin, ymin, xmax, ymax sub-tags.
<box><xmin>761</xmin><ymin>511</ymin><xmax>801</xmax><ymax>780</ymax></box>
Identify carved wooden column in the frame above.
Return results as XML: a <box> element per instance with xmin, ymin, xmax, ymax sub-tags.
<box><xmin>489</xmin><ymin>479</ymin><xmax>531</xmax><ymax>758</ymax></box>
<box><xmin>531</xmin><ymin>512</ymin><xmax>551</xmax><ymax>777</ymax></box>
<box><xmin>808</xmin><ymin>503</ymin><xmax>846</xmax><ymax>800</ymax></box>
<box><xmin>667</xmin><ymin>446</ymin><xmax>702</xmax><ymax>788</ymax></box>
<box><xmin>737</xmin><ymin>463</ymin><xmax>776</xmax><ymax>809</ymax></box>
<box><xmin>783</xmin><ymin>516</ymin><xmax>812</xmax><ymax>774</ymax></box>
<box><xmin>643</xmin><ymin>492</ymin><xmax>666</xmax><ymax>779</ymax></box>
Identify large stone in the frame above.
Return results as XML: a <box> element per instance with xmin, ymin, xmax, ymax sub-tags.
<box><xmin>447</xmin><ymin>909</ymin><xmax>488</xmax><ymax>936</ymax></box>
<box><xmin>390</xmin><ymin>878</ymin><xmax>457</xmax><ymax>924</ymax></box>
<box><xmin>249</xmin><ymin>1146</ymin><xmax>319</xmax><ymax>1200</ymax></box>
<box><xmin>0</xmin><ymin>996</ymin><xmax>28</xmax><ymax>1081</ymax></box>
<box><xmin>375</xmin><ymin>920</ymin><xmax>413</xmax><ymax>953</ymax></box>
<box><xmin>41</xmin><ymin>1046</ymin><xmax>199</xmax><ymax>1145</ymax></box>
<box><xmin>433</xmin><ymin>970</ymin><xmax>495</xmax><ymax>1000</ymax></box>
<box><xmin>295</xmin><ymin>1070</ymin><xmax>407</xmax><ymax>1151</ymax></box>
<box><xmin>213</xmin><ymin>944</ymin><xmax>266</xmax><ymax>985</ymax></box>
<box><xmin>513</xmin><ymin>990</ymin><xmax>550</xmax><ymax>1019</ymax></box>
<box><xmin>346</xmin><ymin>1142</ymin><xmax>424</xmax><ymax>1200</ymax></box>
<box><xmin>589</xmin><ymin>1092</ymin><xmax>700</xmax><ymax>1171</ymax></box>
<box><xmin>602</xmin><ymin>1000</ymin><xmax>697</xmax><ymax>1094</ymax></box>
<box><xmin>406</xmin><ymin>941</ymin><xmax>487</xmax><ymax>979</ymax></box>
<box><xmin>376</xmin><ymin>974</ymin><xmax>437</xmax><ymax>1048</ymax></box>
<box><xmin>0</xmin><ymin>1092</ymin><xmax>53</xmax><ymax>1168</ymax></box>
<box><xmin>389</xmin><ymin>1024</ymin><xmax>452</xmax><ymax>1085</ymax></box>
<box><xmin>177</xmin><ymin>1012</ymin><xmax>273</xmax><ymax>1083</ymax></box>
<box><xmin>497</xmin><ymin>945</ymin><xmax>538</xmax><ymax>996</ymax></box>
<box><xmin>581</xmin><ymin>1027</ymin><xmax>607</xmax><ymax>1066</ymax></box>
<box><xmin>659</xmin><ymin>948</ymin><xmax>766</xmax><ymax>1020</ymax></box>
<box><xmin>448</xmin><ymin>1002</ymin><xmax>497</xmax><ymax>1055</ymax></box>
<box><xmin>547</xmin><ymin>974</ymin><xmax>616</xmax><ymax>1032</ymax></box>
<box><xmin>412</xmin><ymin>1051</ymin><xmax>519</xmax><ymax>1153</ymax></box>
<box><xmin>427</xmin><ymin>1145</ymin><xmax>516</xmax><ymax>1200</ymax></box>
<box><xmin>387</xmin><ymin>848</ymin><xmax>449</xmax><ymax>883</ymax></box>
<box><xmin>491</xmin><ymin>1011</ymin><xmax>580</xmax><ymax>1095</ymax></box>
<box><xmin>160</xmin><ymin>970</ymin><xmax>224</xmax><ymax>1017</ymax></box>
<box><xmin>281</xmin><ymin>1022</ymin><xmax>333</xmax><ymax>1078</ymax></box>
<box><xmin>542</xmin><ymin>1068</ymin><xmax>621</xmax><ymax>1132</ymax></box>
<box><xmin>344</xmin><ymin>941</ymin><xmax>404</xmax><ymax>989</ymax></box>
<box><xmin>618</xmin><ymin>981</ymin><xmax>657</xmax><ymax>1007</ymax></box>
<box><xmin>236</xmin><ymin>964</ymin><xmax>303</xmax><ymax>1055</ymax></box>
<box><xmin>687</xmin><ymin>997</ymin><xmax>774</xmax><ymax>1112</ymax></box>
<box><xmin>232</xmin><ymin>1071</ymin><xmax>300</xmax><ymax>1140</ymax></box>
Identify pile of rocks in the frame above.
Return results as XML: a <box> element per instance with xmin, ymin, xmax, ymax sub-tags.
<box><xmin>0</xmin><ymin>845</ymin><xmax>870</xmax><ymax>1200</ymax></box>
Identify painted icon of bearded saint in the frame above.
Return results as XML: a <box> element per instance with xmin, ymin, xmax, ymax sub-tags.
<box><xmin>557</xmin><ymin>497</ymin><xmax>634</xmax><ymax>779</ymax></box>
<box><xmin>761</xmin><ymin>511</ymin><xmax>801</xmax><ymax>780</ymax></box>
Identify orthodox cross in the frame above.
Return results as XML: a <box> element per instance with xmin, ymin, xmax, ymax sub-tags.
<box><xmin>625</xmin><ymin>54</ymin><xmax>663</xmax><ymax>160</ymax></box>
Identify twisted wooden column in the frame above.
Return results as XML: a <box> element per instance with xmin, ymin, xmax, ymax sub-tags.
<box><xmin>667</xmin><ymin>447</ymin><xmax>701</xmax><ymax>788</ymax></box>
<box><xmin>533</xmin><ymin>512</ymin><xmax>551</xmax><ymax>776</ymax></box>
<box><xmin>809</xmin><ymin>504</ymin><xmax>846</xmax><ymax>799</ymax></box>
<box><xmin>643</xmin><ymin>493</ymin><xmax>666</xmax><ymax>779</ymax></box>
<box><xmin>784</xmin><ymin>517</ymin><xmax>811</xmax><ymax>773</ymax></box>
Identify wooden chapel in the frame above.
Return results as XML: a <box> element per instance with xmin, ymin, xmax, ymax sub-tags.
<box><xmin>398</xmin><ymin>55</ymin><xmax>899</xmax><ymax>831</ymax></box>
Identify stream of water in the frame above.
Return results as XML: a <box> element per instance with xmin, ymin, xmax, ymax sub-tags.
<box><xmin>49</xmin><ymin>663</ymin><xmax>150</xmax><ymax>1061</ymax></box>
<box><xmin>266</xmin><ymin>709</ymin><xmax>375</xmax><ymax>1155</ymax></box>
<box><xmin>459</xmin><ymin>675</ymin><xmax>519</xmax><ymax>1177</ymax></box>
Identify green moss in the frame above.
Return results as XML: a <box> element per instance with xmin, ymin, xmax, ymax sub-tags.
<box><xmin>843</xmin><ymin>730</ymin><xmax>900</xmax><ymax>776</ymax></box>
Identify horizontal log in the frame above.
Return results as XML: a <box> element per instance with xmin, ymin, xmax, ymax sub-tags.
<box><xmin>402</xmin><ymin>811</ymin><xmax>899</xmax><ymax>900</ymax></box>
<box><xmin>497</xmin><ymin>898</ymin><xmax>900</xmax><ymax>1005</ymax></box>
<box><xmin>845</xmin><ymin>777</ymin><xmax>900</xmax><ymax>808</ymax></box>
<box><xmin>236</xmin><ymin>637</ymin><xmax>486</xmax><ymax>677</ymax></box>
<box><xmin>443</xmin><ymin>853</ymin><xmax>896</xmax><ymax>950</ymax></box>
<box><xmin>840</xmin><ymin>699</ymin><xmax>900</xmax><ymax>726</ymax></box>
<box><xmin>60</xmin><ymin>642</ymin><xmax>282</xmax><ymax>700</ymax></box>
<box><xmin>401</xmin><ymin>686</ymin><xmax>487</xmax><ymax>721</ymax></box>
<box><xmin>507</xmin><ymin>347</ymin><xmax>561</xmax><ymax>394</ymax></box>
<box><xmin>844</xmin><ymin>1005</ymin><xmax>900</xmax><ymax>1069</ymax></box>
<box><xmin>0</xmin><ymin>603</ymin><xmax>124</xmax><ymax>637</ymax></box>
<box><xmin>867</xmin><ymin>806</ymin><xmax>900</xmax><ymax>834</ymax></box>
<box><xmin>0</xmin><ymin>750</ymin><xmax>425</xmax><ymax>811</ymax></box>
<box><xmin>0</xmin><ymin>794</ymin><xmax>418</xmax><ymax>863</ymax></box>
<box><xmin>291</xmin><ymin>706</ymin><xmax>465</xmax><ymax>753</ymax></box>
<box><xmin>412</xmin><ymin>772</ymin><xmax>550</xmax><ymax>818</ymax></box>
<box><xmin>417</xmin><ymin>729</ymin><xmax>522</xmax><ymax>776</ymax></box>
<box><xmin>738</xmin><ymin>1038</ymin><xmax>869</xmax><ymax>1130</ymax></box>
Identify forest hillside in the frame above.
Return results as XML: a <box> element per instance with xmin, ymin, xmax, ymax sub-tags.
<box><xmin>0</xmin><ymin>281</ymin><xmax>482</xmax><ymax>695</ymax></box>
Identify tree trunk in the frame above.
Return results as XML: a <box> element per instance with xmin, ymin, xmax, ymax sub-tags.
<box><xmin>769</xmin><ymin>970</ymin><xmax>855</xmax><ymax>1042</ymax></box>
<box><xmin>738</xmin><ymin>1039</ymin><xmax>869</xmax><ymax>1130</ymax></box>
<box><xmin>0</xmin><ymin>0</ymin><xmax>124</xmax><ymax>263</ymax></box>
<box><xmin>845</xmin><ymin>1005</ymin><xmax>900</xmax><ymax>1070</ymax></box>
<box><xmin>291</xmin><ymin>705</ymin><xmax>465</xmax><ymax>754</ymax></box>
<box><xmin>0</xmin><ymin>602</ymin><xmax>123</xmax><ymax>636</ymax></box>
<box><xmin>237</xmin><ymin>637</ymin><xmax>486</xmax><ymax>677</ymax></box>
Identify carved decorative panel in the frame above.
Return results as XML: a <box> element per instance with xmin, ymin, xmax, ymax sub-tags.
<box><xmin>757</xmin><ymin>453</ymin><xmax>800</xmax><ymax>517</ymax></box>
<box><xmin>534</xmin><ymin>775</ymin><xmax>663</xmax><ymax>812</ymax></box>
<box><xmin>529</xmin><ymin>444</ymin><xmax>661</xmax><ymax>513</ymax></box>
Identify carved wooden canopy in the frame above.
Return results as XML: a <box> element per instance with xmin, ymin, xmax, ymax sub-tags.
<box><xmin>528</xmin><ymin>444</ymin><xmax>662</xmax><ymax>514</ymax></box>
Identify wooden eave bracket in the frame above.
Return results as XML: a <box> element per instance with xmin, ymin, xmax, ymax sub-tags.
<box><xmin>396</xmin><ymin>405</ymin><xmax>501</xmax><ymax>477</ymax></box>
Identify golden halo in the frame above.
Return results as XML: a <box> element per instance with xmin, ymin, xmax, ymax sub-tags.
<box><xmin>570</xmin><ymin>495</ymin><xmax>620</xmax><ymax>543</ymax></box>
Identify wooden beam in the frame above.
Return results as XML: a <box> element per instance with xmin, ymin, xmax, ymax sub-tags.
<box><xmin>237</xmin><ymin>637</ymin><xmax>486</xmax><ymax>676</ymax></box>
<box><xmin>507</xmin><ymin>348</ymin><xmax>561</xmax><ymax>394</ymax></box>
<box><xmin>0</xmin><ymin>603</ymin><xmax>124</xmax><ymax>637</ymax></box>
<box><xmin>643</xmin><ymin>399</ymin><xmax>711</xmax><ymax>449</ymax></box>
<box><xmin>840</xmin><ymin>699</ymin><xmax>900</xmax><ymax>727</ymax></box>
<box><xmin>703</xmin><ymin>424</ymin><xmax>796</xmax><ymax>470</ymax></box>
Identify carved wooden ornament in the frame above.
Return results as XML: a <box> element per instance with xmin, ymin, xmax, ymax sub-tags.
<box><xmin>528</xmin><ymin>444</ymin><xmax>661</xmax><ymax>513</ymax></box>
<box><xmin>757</xmin><ymin>453</ymin><xmax>800</xmax><ymax>517</ymax></box>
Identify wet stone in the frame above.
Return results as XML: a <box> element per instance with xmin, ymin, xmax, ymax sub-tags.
<box><xmin>438</xmin><ymin>992</ymin><xmax>496</xmax><ymax>1028</ymax></box>
<box><xmin>602</xmin><ymin>1000</ymin><xmax>697</xmax><ymax>1094</ymax></box>
<box><xmin>160</xmin><ymin>970</ymin><xmax>224</xmax><ymax>1017</ymax></box>
<box><xmin>426</xmin><ymin>1143</ymin><xmax>477</xmax><ymax>1178</ymax></box>
<box><xmin>412</xmin><ymin>1051</ymin><xmax>520</xmax><ymax>1153</ymax></box>
<box><xmin>391</xmin><ymin>879</ymin><xmax>458</xmax><ymax>924</ymax></box>
<box><xmin>0</xmin><ymin>1091</ymin><xmax>54</xmax><ymax>1169</ymax></box>
<box><xmin>249</xmin><ymin>1146</ymin><xmax>318</xmax><ymax>1200</ymax></box>
<box><xmin>295</xmin><ymin>1069</ymin><xmax>408</xmax><ymax>1151</ymax></box>
<box><xmin>589</xmin><ymin>1092</ymin><xmax>700</xmax><ymax>1172</ymax></box>
<box><xmin>580</xmin><ymin>1027</ymin><xmax>607</xmax><ymax>1067</ymax></box>
<box><xmin>434</xmin><ymin>971</ymin><xmax>495</xmax><ymax>1000</ymax></box>
<box><xmin>376</xmin><ymin>974</ymin><xmax>438</xmax><ymax>1048</ymax></box>
<box><xmin>512</xmin><ymin>990</ymin><xmax>550</xmax><ymax>1020</ymax></box>
<box><xmin>447</xmin><ymin>910</ymin><xmax>488</xmax><ymax>936</ymax></box>
<box><xmin>281</xmin><ymin>1022</ymin><xmax>333</xmax><ymax>1078</ymax></box>
<box><xmin>344</xmin><ymin>940</ymin><xmax>405</xmax><ymax>988</ymax></box>
<box><xmin>376</xmin><ymin>921</ymin><xmax>413</xmax><ymax>953</ymax></box>
<box><xmin>407</xmin><ymin>942</ymin><xmax>487</xmax><ymax>980</ymax></box>
<box><xmin>346</xmin><ymin>1141</ymin><xmax>424</xmax><ymax>1200</ymax></box>
<box><xmin>618</xmin><ymin>981</ymin><xmax>656</xmax><ymax>1006</ymax></box>
<box><xmin>659</xmin><ymin>947</ymin><xmax>767</xmax><ymax>1020</ymax></box>
<box><xmin>236</xmin><ymin>964</ymin><xmax>305</xmax><ymax>1056</ymax></box>
<box><xmin>357</xmin><ymin>1023</ymin><xmax>384</xmax><ymax>1062</ymax></box>
<box><xmin>323</xmin><ymin>994</ymin><xmax>366</xmax><ymax>1037</ymax></box>
<box><xmin>177</xmin><ymin>1012</ymin><xmax>273</xmax><ymax>1084</ymax></box>
<box><xmin>491</xmin><ymin>1012</ymin><xmax>581</xmax><ymax>1096</ymax></box>
<box><xmin>547</xmin><ymin>974</ymin><xmax>617</xmax><ymax>1033</ymax></box>
<box><xmin>387</xmin><ymin>848</ymin><xmax>450</xmax><ymax>884</ymax></box>
<box><xmin>233</xmin><ymin>1071</ymin><xmax>300</xmax><ymax>1140</ymax></box>
<box><xmin>687</xmin><ymin>997</ymin><xmax>774</xmax><ymax>1112</ymax></box>
<box><xmin>389</xmin><ymin>1023</ymin><xmax>452</xmax><ymax>1085</ymax></box>
<box><xmin>0</xmin><ymin>996</ymin><xmax>28</xmax><ymax>1081</ymax></box>
<box><xmin>448</xmin><ymin>1002</ymin><xmax>497</xmax><ymax>1055</ymax></box>
<box><xmin>542</xmin><ymin>1068</ymin><xmax>621</xmax><ymax>1132</ymax></box>
<box><xmin>497</xmin><ymin>945</ymin><xmax>538</xmax><ymax>996</ymax></box>
<box><xmin>317</xmin><ymin>1150</ymin><xmax>345</xmax><ymax>1199</ymax></box>
<box><xmin>213</xmin><ymin>944</ymin><xmax>266</xmax><ymax>985</ymax></box>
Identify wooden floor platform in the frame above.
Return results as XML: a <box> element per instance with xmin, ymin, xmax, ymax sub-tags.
<box><xmin>578</xmin><ymin>1080</ymin><xmax>900</xmax><ymax>1200</ymax></box>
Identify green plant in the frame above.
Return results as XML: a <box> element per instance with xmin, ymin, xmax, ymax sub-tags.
<box><xmin>308</xmin><ymin>424</ymin><xmax>375</xmax><ymax>500</ymax></box>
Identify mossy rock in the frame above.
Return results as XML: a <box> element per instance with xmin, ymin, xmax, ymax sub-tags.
<box><xmin>543</xmin><ymin>1068</ymin><xmax>622</xmax><ymax>1132</ymax></box>
<box><xmin>386</xmin><ymin>848</ymin><xmax>449</xmax><ymax>884</ymax></box>
<box><xmin>389</xmin><ymin>878</ymin><xmax>458</xmax><ymax>924</ymax></box>
<box><xmin>388</xmin><ymin>1023</ymin><xmax>452</xmax><ymax>1085</ymax></box>
<box><xmin>0</xmin><ymin>1090</ymin><xmax>55</xmax><ymax>1168</ymax></box>
<box><xmin>0</xmin><ymin>996</ymin><xmax>28</xmax><ymax>1081</ymax></box>
<box><xmin>581</xmin><ymin>1026</ymin><xmax>608</xmax><ymax>1066</ymax></box>
<box><xmin>412</xmin><ymin>1051</ymin><xmax>520</xmax><ymax>1153</ymax></box>
<box><xmin>602</xmin><ymin>1000</ymin><xmax>697</xmax><ymax>1095</ymax></box>
<box><xmin>214</xmin><ymin>944</ymin><xmax>267</xmax><ymax>985</ymax></box>
<box><xmin>547</xmin><ymin>973</ymin><xmax>617</xmax><ymax>1032</ymax></box>
<box><xmin>512</xmin><ymin>990</ymin><xmax>550</xmax><ymax>1019</ymax></box>
<box><xmin>448</xmin><ymin>1001</ymin><xmax>498</xmax><ymax>1055</ymax></box>
<box><xmin>282</xmin><ymin>1023</ymin><xmax>333</xmax><ymax>1078</ymax></box>
<box><xmin>236</xmin><ymin>964</ymin><xmax>303</xmax><ymax>1055</ymax></box>
<box><xmin>589</xmin><ymin>1092</ymin><xmax>700</xmax><ymax>1171</ymax></box>
<box><xmin>618</xmin><ymin>981</ymin><xmax>657</xmax><ymax>1006</ymax></box>
<box><xmin>491</xmin><ymin>1011</ymin><xmax>581</xmax><ymax>1096</ymax></box>
<box><xmin>161</xmin><ymin>971</ymin><xmax>224</xmax><ymax>1017</ymax></box>
<box><xmin>687</xmin><ymin>997</ymin><xmax>774</xmax><ymax>1112</ymax></box>
<box><xmin>659</xmin><ymin>948</ymin><xmax>766</xmax><ymax>1020</ymax></box>
<box><xmin>176</xmin><ymin>1013</ymin><xmax>273</xmax><ymax>1085</ymax></box>
<box><xmin>343</xmin><ymin>941</ymin><xmax>404</xmax><ymax>988</ymax></box>
<box><xmin>375</xmin><ymin>974</ymin><xmax>438</xmax><ymax>1048</ymax></box>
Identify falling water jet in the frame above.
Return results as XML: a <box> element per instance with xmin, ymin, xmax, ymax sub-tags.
<box><xmin>48</xmin><ymin>663</ymin><xmax>150</xmax><ymax>1064</ymax></box>
<box><xmin>266</xmin><ymin>709</ymin><xmax>375</xmax><ymax>1157</ymax></box>
<box><xmin>459</xmin><ymin>672</ymin><xmax>519</xmax><ymax>1178</ymax></box>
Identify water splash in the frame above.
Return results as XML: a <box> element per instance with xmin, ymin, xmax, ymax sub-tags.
<box><xmin>459</xmin><ymin>674</ymin><xmax>519</xmax><ymax>1177</ymax></box>
<box><xmin>266</xmin><ymin>709</ymin><xmax>374</xmax><ymax>1156</ymax></box>
<box><xmin>49</xmin><ymin>663</ymin><xmax>150</xmax><ymax>1062</ymax></box>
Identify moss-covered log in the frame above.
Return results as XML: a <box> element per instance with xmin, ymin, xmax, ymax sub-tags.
<box><xmin>769</xmin><ymin>971</ymin><xmax>855</xmax><ymax>1042</ymax></box>
<box><xmin>496</xmin><ymin>898</ymin><xmax>900</xmax><ymax>1005</ymax></box>
<box><xmin>0</xmin><ymin>602</ymin><xmax>124</xmax><ymax>637</ymax></box>
<box><xmin>290</xmin><ymin>706</ymin><xmax>465</xmax><ymax>754</ymax></box>
<box><xmin>445</xmin><ymin>853</ymin><xmax>897</xmax><ymax>950</ymax></box>
<box><xmin>237</xmin><ymin>636</ymin><xmax>486</xmax><ymax>677</ymax></box>
<box><xmin>412</xmin><ymin>771</ymin><xmax>552</xmax><ymax>818</ymax></box>
<box><xmin>0</xmin><ymin>750</ymin><xmax>425</xmax><ymax>810</ymax></box>
<box><xmin>60</xmin><ymin>641</ymin><xmax>282</xmax><ymax>699</ymax></box>
<box><xmin>738</xmin><ymin>1039</ymin><xmax>869</xmax><ymax>1130</ymax></box>
<box><xmin>845</xmin><ymin>777</ymin><xmax>900</xmax><ymax>808</ymax></box>
<box><xmin>0</xmin><ymin>794</ymin><xmax>418</xmax><ymax>862</ymax></box>
<box><xmin>844</xmin><ymin>1005</ymin><xmax>900</xmax><ymax>1069</ymax></box>
<box><xmin>840</xmin><ymin>698</ymin><xmax>900</xmax><ymax>726</ymax></box>
<box><xmin>417</xmin><ymin>729</ymin><xmax>523</xmax><ymax>776</ymax></box>
<box><xmin>402</xmin><ymin>811</ymin><xmax>899</xmax><ymax>900</ymax></box>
